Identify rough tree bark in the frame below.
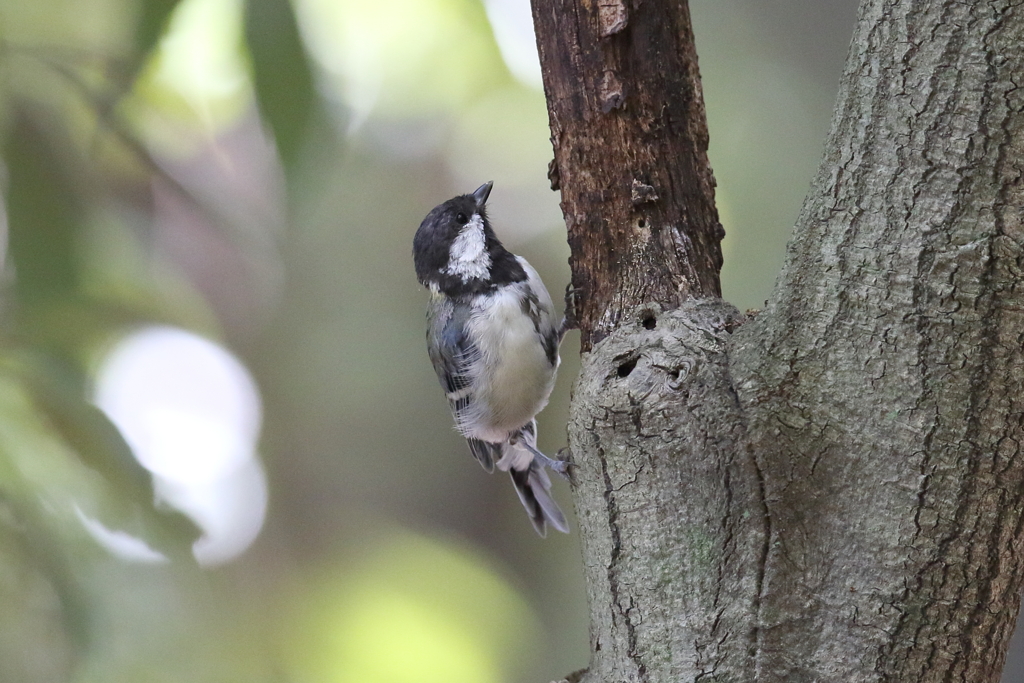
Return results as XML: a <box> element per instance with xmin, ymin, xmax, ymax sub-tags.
<box><xmin>532</xmin><ymin>0</ymin><xmax>723</xmax><ymax>352</ymax></box>
<box><xmin>531</xmin><ymin>1</ymin><xmax>1024</xmax><ymax>682</ymax></box>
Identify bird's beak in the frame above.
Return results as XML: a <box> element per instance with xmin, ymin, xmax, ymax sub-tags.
<box><xmin>473</xmin><ymin>181</ymin><xmax>493</xmax><ymax>209</ymax></box>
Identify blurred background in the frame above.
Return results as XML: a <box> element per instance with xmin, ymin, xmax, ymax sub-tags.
<box><xmin>5</xmin><ymin>1</ymin><xmax>1020</xmax><ymax>682</ymax></box>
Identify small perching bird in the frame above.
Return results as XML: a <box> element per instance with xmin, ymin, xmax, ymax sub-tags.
<box><xmin>413</xmin><ymin>181</ymin><xmax>569</xmax><ymax>536</ymax></box>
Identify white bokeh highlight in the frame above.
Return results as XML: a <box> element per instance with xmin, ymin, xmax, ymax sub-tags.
<box><xmin>483</xmin><ymin>0</ymin><xmax>543</xmax><ymax>88</ymax></box>
<box><xmin>75</xmin><ymin>507</ymin><xmax>169</xmax><ymax>564</ymax></box>
<box><xmin>93</xmin><ymin>326</ymin><xmax>267</xmax><ymax>566</ymax></box>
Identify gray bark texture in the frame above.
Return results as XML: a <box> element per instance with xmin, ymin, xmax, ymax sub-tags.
<box><xmin>534</xmin><ymin>0</ymin><xmax>1024</xmax><ymax>681</ymax></box>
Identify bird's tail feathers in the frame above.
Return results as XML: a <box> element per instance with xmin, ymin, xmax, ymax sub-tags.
<box><xmin>510</xmin><ymin>462</ymin><xmax>569</xmax><ymax>536</ymax></box>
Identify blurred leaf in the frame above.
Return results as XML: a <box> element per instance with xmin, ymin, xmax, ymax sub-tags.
<box><xmin>15</xmin><ymin>352</ymin><xmax>148</xmax><ymax>495</ymax></box>
<box><xmin>135</xmin><ymin>0</ymin><xmax>183</xmax><ymax>61</ymax></box>
<box><xmin>0</xmin><ymin>368</ymin><xmax>98</xmax><ymax>661</ymax></box>
<box><xmin>4</xmin><ymin>113</ymin><xmax>81</xmax><ymax>302</ymax></box>
<box><xmin>244</xmin><ymin>0</ymin><xmax>316</xmax><ymax>168</ymax></box>
<box><xmin>7</xmin><ymin>352</ymin><xmax>201</xmax><ymax>560</ymax></box>
<box><xmin>0</xmin><ymin>502</ymin><xmax>84</xmax><ymax>679</ymax></box>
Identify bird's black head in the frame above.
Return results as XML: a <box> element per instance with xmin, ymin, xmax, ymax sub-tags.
<box><xmin>413</xmin><ymin>181</ymin><xmax>526</xmax><ymax>295</ymax></box>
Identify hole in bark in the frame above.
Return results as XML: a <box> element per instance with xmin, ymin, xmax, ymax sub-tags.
<box><xmin>617</xmin><ymin>357</ymin><xmax>638</xmax><ymax>377</ymax></box>
<box><xmin>637</xmin><ymin>218</ymin><xmax>647</xmax><ymax>228</ymax></box>
<box><xmin>636</xmin><ymin>303</ymin><xmax>661</xmax><ymax>328</ymax></box>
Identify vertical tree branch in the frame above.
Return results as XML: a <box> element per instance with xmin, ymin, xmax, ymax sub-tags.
<box><xmin>532</xmin><ymin>2</ymin><xmax>758</xmax><ymax>681</ymax></box>
<box><xmin>531</xmin><ymin>0</ymin><xmax>723</xmax><ymax>350</ymax></box>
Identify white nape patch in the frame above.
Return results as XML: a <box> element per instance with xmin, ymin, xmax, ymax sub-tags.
<box><xmin>444</xmin><ymin>214</ymin><xmax>490</xmax><ymax>281</ymax></box>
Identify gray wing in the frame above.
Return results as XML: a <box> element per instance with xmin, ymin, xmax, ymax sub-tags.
<box><xmin>467</xmin><ymin>439</ymin><xmax>500</xmax><ymax>473</ymax></box>
<box><xmin>426</xmin><ymin>297</ymin><xmax>495</xmax><ymax>472</ymax></box>
<box><xmin>515</xmin><ymin>256</ymin><xmax>561</xmax><ymax>367</ymax></box>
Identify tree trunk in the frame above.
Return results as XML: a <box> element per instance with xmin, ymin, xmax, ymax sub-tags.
<box><xmin>532</xmin><ymin>0</ymin><xmax>1024</xmax><ymax>681</ymax></box>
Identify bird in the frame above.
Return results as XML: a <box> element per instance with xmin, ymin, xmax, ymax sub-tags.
<box><xmin>413</xmin><ymin>181</ymin><xmax>569</xmax><ymax>536</ymax></box>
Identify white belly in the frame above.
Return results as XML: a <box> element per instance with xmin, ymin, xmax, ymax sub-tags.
<box><xmin>461</xmin><ymin>286</ymin><xmax>558</xmax><ymax>442</ymax></box>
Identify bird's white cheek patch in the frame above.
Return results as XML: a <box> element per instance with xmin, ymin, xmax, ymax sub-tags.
<box><xmin>445</xmin><ymin>214</ymin><xmax>490</xmax><ymax>281</ymax></box>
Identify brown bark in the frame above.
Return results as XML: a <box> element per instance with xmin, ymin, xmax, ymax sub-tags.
<box><xmin>531</xmin><ymin>0</ymin><xmax>723</xmax><ymax>351</ymax></box>
<box><xmin>534</xmin><ymin>0</ymin><xmax>1024</xmax><ymax>681</ymax></box>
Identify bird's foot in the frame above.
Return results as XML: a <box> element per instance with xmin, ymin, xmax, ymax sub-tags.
<box><xmin>537</xmin><ymin>451</ymin><xmax>571</xmax><ymax>480</ymax></box>
<box><xmin>512</xmin><ymin>434</ymin><xmax>572</xmax><ymax>481</ymax></box>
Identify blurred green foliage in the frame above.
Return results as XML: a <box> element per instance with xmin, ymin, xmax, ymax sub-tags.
<box><xmin>244</xmin><ymin>0</ymin><xmax>314</xmax><ymax>168</ymax></box>
<box><xmin>282</xmin><ymin>531</ymin><xmax>541</xmax><ymax>683</ymax></box>
<box><xmin>0</xmin><ymin>0</ymin><xmax>862</xmax><ymax>681</ymax></box>
<box><xmin>6</xmin><ymin>115</ymin><xmax>80</xmax><ymax>300</ymax></box>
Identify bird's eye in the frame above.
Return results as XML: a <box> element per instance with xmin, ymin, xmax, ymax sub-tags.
<box><xmin>455</xmin><ymin>212</ymin><xmax>468</xmax><ymax>224</ymax></box>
